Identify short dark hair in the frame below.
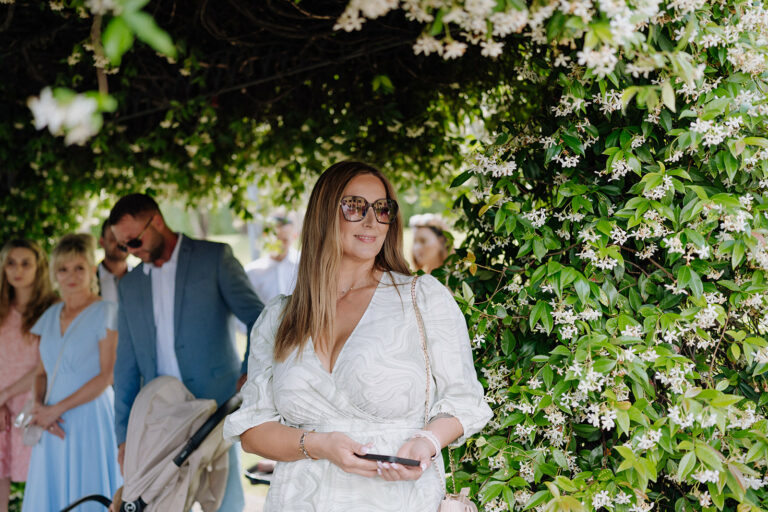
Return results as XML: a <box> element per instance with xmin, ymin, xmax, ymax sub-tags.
<box><xmin>100</xmin><ymin>218</ymin><xmax>111</xmax><ymax>238</ymax></box>
<box><xmin>108</xmin><ymin>193</ymin><xmax>160</xmax><ymax>226</ymax></box>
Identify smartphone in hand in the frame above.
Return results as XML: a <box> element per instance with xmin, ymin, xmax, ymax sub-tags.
<box><xmin>355</xmin><ymin>453</ymin><xmax>420</xmax><ymax>466</ymax></box>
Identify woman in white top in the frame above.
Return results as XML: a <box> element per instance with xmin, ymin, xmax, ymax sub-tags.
<box><xmin>224</xmin><ymin>161</ymin><xmax>491</xmax><ymax>511</ymax></box>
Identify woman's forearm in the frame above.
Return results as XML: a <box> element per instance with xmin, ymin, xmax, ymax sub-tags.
<box><xmin>425</xmin><ymin>415</ymin><xmax>464</xmax><ymax>450</ymax></box>
<box><xmin>33</xmin><ymin>368</ymin><xmax>46</xmax><ymax>404</ymax></box>
<box><xmin>240</xmin><ymin>421</ymin><xmax>307</xmax><ymax>461</ymax></box>
<box><xmin>0</xmin><ymin>367</ymin><xmax>37</xmax><ymax>406</ymax></box>
<box><xmin>51</xmin><ymin>373</ymin><xmax>112</xmax><ymax>416</ymax></box>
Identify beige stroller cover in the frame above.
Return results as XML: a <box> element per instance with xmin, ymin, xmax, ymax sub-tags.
<box><xmin>120</xmin><ymin>376</ymin><xmax>231</xmax><ymax>511</ymax></box>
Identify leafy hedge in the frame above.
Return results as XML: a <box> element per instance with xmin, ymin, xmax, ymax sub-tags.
<box><xmin>346</xmin><ymin>0</ymin><xmax>768</xmax><ymax>510</ymax></box>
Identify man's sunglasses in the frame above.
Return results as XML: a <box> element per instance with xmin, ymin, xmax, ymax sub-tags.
<box><xmin>339</xmin><ymin>196</ymin><xmax>398</xmax><ymax>225</ymax></box>
<box><xmin>117</xmin><ymin>214</ymin><xmax>155</xmax><ymax>252</ymax></box>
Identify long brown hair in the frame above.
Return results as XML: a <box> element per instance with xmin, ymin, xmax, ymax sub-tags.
<box><xmin>274</xmin><ymin>161</ymin><xmax>411</xmax><ymax>361</ymax></box>
<box><xmin>0</xmin><ymin>239</ymin><xmax>58</xmax><ymax>335</ymax></box>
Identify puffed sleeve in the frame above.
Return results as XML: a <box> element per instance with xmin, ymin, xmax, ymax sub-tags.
<box><xmin>223</xmin><ymin>295</ymin><xmax>287</xmax><ymax>443</ymax></box>
<box><xmin>416</xmin><ymin>275</ymin><xmax>492</xmax><ymax>446</ymax></box>
<box><xmin>30</xmin><ymin>305</ymin><xmax>52</xmax><ymax>337</ymax></box>
<box><xmin>98</xmin><ymin>300</ymin><xmax>118</xmax><ymax>339</ymax></box>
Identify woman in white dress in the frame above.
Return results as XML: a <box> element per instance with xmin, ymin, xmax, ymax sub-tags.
<box><xmin>224</xmin><ymin>161</ymin><xmax>491</xmax><ymax>511</ymax></box>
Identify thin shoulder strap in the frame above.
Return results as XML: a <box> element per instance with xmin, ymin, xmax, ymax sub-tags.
<box><xmin>410</xmin><ymin>276</ymin><xmax>431</xmax><ymax>427</ymax></box>
<box><xmin>411</xmin><ymin>275</ymin><xmax>459</xmax><ymax>494</ymax></box>
<box><xmin>45</xmin><ymin>302</ymin><xmax>94</xmax><ymax>403</ymax></box>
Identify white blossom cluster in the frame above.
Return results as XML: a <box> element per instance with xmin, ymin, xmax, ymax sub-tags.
<box><xmin>27</xmin><ymin>87</ymin><xmax>100</xmax><ymax>145</ymax></box>
<box><xmin>469</xmin><ymin>153</ymin><xmax>518</xmax><ymax>178</ymax></box>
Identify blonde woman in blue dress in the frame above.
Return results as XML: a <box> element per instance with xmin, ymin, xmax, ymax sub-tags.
<box><xmin>22</xmin><ymin>234</ymin><xmax>121</xmax><ymax>512</ymax></box>
<box><xmin>224</xmin><ymin>161</ymin><xmax>491</xmax><ymax>511</ymax></box>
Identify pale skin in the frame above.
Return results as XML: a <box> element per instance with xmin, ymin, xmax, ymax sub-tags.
<box><xmin>412</xmin><ymin>226</ymin><xmax>448</xmax><ymax>274</ymax></box>
<box><xmin>98</xmin><ymin>226</ymin><xmax>129</xmax><ymax>278</ymax></box>
<box><xmin>0</xmin><ymin>248</ymin><xmax>41</xmax><ymax>512</ymax></box>
<box><xmin>29</xmin><ymin>255</ymin><xmax>117</xmax><ymax>445</ymax></box>
<box><xmin>240</xmin><ymin>174</ymin><xmax>464</xmax><ymax>482</ymax></box>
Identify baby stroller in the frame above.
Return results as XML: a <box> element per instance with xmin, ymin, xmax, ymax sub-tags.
<box><xmin>62</xmin><ymin>376</ymin><xmax>241</xmax><ymax>512</ymax></box>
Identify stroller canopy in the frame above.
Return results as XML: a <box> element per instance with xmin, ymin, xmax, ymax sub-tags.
<box><xmin>121</xmin><ymin>376</ymin><xmax>231</xmax><ymax>512</ymax></box>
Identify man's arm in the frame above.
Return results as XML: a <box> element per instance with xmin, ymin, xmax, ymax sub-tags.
<box><xmin>114</xmin><ymin>284</ymin><xmax>142</xmax><ymax>446</ymax></box>
<box><xmin>217</xmin><ymin>244</ymin><xmax>265</xmax><ymax>374</ymax></box>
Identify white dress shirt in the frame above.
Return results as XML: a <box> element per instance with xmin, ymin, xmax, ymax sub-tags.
<box><xmin>98</xmin><ymin>261</ymin><xmax>132</xmax><ymax>304</ymax></box>
<box><xmin>244</xmin><ymin>248</ymin><xmax>300</xmax><ymax>303</ymax></box>
<box><xmin>143</xmin><ymin>234</ymin><xmax>184</xmax><ymax>380</ymax></box>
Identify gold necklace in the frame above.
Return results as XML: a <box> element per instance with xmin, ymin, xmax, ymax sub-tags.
<box><xmin>338</xmin><ymin>278</ymin><xmax>371</xmax><ymax>296</ymax></box>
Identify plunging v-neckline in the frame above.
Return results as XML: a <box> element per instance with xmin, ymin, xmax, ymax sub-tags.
<box><xmin>312</xmin><ymin>275</ymin><xmax>383</xmax><ymax>375</ymax></box>
<box><xmin>59</xmin><ymin>300</ymin><xmax>100</xmax><ymax>338</ymax></box>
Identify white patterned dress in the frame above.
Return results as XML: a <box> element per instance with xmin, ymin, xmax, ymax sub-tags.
<box><xmin>224</xmin><ymin>272</ymin><xmax>491</xmax><ymax>512</ymax></box>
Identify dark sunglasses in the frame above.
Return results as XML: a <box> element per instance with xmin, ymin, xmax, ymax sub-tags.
<box><xmin>339</xmin><ymin>196</ymin><xmax>398</xmax><ymax>225</ymax></box>
<box><xmin>117</xmin><ymin>214</ymin><xmax>155</xmax><ymax>252</ymax></box>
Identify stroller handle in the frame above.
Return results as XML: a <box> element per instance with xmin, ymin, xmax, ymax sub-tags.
<box><xmin>173</xmin><ymin>394</ymin><xmax>242</xmax><ymax>467</ymax></box>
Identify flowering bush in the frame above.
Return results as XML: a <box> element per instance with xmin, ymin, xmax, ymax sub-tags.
<box><xmin>342</xmin><ymin>0</ymin><xmax>768</xmax><ymax>510</ymax></box>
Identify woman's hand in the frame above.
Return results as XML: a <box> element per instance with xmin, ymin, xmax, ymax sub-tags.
<box><xmin>304</xmin><ymin>431</ymin><xmax>378</xmax><ymax>478</ymax></box>
<box><xmin>30</xmin><ymin>403</ymin><xmax>65</xmax><ymax>439</ymax></box>
<box><xmin>377</xmin><ymin>437</ymin><xmax>435</xmax><ymax>481</ymax></box>
<box><xmin>0</xmin><ymin>404</ymin><xmax>10</xmax><ymax>432</ymax></box>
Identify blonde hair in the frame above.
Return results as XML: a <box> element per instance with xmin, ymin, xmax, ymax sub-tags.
<box><xmin>50</xmin><ymin>234</ymin><xmax>98</xmax><ymax>294</ymax></box>
<box><xmin>0</xmin><ymin>239</ymin><xmax>59</xmax><ymax>335</ymax></box>
<box><xmin>274</xmin><ymin>161</ymin><xmax>411</xmax><ymax>361</ymax></box>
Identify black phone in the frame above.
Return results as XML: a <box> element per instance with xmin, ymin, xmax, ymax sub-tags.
<box><xmin>356</xmin><ymin>453</ymin><xmax>421</xmax><ymax>467</ymax></box>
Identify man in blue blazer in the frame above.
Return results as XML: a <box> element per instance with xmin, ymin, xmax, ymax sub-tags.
<box><xmin>109</xmin><ymin>194</ymin><xmax>264</xmax><ymax>511</ymax></box>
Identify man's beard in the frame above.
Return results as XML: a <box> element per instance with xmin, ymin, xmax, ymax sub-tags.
<box><xmin>105</xmin><ymin>249</ymin><xmax>127</xmax><ymax>263</ymax></box>
<box><xmin>147</xmin><ymin>237</ymin><xmax>165</xmax><ymax>263</ymax></box>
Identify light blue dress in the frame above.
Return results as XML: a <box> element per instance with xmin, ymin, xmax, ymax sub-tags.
<box><xmin>23</xmin><ymin>300</ymin><xmax>122</xmax><ymax>512</ymax></box>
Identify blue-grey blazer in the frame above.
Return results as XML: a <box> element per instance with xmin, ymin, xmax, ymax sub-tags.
<box><xmin>114</xmin><ymin>236</ymin><xmax>264</xmax><ymax>445</ymax></box>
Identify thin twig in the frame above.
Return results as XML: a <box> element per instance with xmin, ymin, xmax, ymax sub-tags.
<box><xmin>90</xmin><ymin>14</ymin><xmax>108</xmax><ymax>95</ymax></box>
<box><xmin>621</xmin><ymin>246</ymin><xmax>675</xmax><ymax>280</ymax></box>
<box><xmin>708</xmin><ymin>314</ymin><xmax>730</xmax><ymax>388</ymax></box>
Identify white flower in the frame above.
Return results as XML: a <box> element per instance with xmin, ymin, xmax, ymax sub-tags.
<box><xmin>601</xmin><ymin>410</ymin><xmax>617</xmax><ymax>431</ymax></box>
<box><xmin>28</xmin><ymin>87</ymin><xmax>66</xmax><ymax>133</ymax></box>
<box><xmin>592</xmin><ymin>490</ymin><xmax>612</xmax><ymax>510</ymax></box>
<box><xmin>554</xmin><ymin>54</ymin><xmax>571</xmax><ymax>67</ymax></box>
<box><xmin>611</xmin><ymin>226</ymin><xmax>629</xmax><ymax>245</ymax></box>
<box><xmin>490</xmin><ymin>9</ymin><xmax>528</xmax><ymax>36</ymax></box>
<box><xmin>333</xmin><ymin>8</ymin><xmax>364</xmax><ymax>31</ymax></box>
<box><xmin>413</xmin><ymin>34</ymin><xmax>442</xmax><ymax>56</ymax></box>
<box><xmin>442</xmin><ymin>40</ymin><xmax>467</xmax><ymax>60</ymax></box>
<box><xmin>637</xmin><ymin>429</ymin><xmax>661</xmax><ymax>450</ymax></box>
<box><xmin>693</xmin><ymin>469</ymin><xmax>720</xmax><ymax>484</ymax></box>
<box><xmin>622</xmin><ymin>325</ymin><xmax>643</xmax><ymax>338</ymax></box>
<box><xmin>576</xmin><ymin>45</ymin><xmax>618</xmax><ymax>78</ymax></box>
<box><xmin>63</xmin><ymin>95</ymin><xmax>97</xmax><ymax>129</ymax></box>
<box><xmin>480</xmin><ymin>40</ymin><xmax>504</xmax><ymax>58</ymax></box>
<box><xmin>85</xmin><ymin>0</ymin><xmax>120</xmax><ymax>15</ymax></box>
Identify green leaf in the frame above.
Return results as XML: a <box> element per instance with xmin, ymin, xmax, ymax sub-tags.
<box><xmin>123</xmin><ymin>11</ymin><xmax>177</xmax><ymax>58</ymax></box>
<box><xmin>661</xmin><ymin>81</ymin><xmax>676</xmax><ymax>112</ymax></box>
<box><xmin>450</xmin><ymin>171</ymin><xmax>472</xmax><ymax>188</ymax></box>
<box><xmin>677</xmin><ymin>451</ymin><xmax>696</xmax><ymax>481</ymax></box>
<box><xmin>574</xmin><ymin>277</ymin><xmax>590</xmax><ymax>305</ymax></box>
<box><xmin>695</xmin><ymin>444</ymin><xmax>723</xmax><ymax>471</ymax></box>
<box><xmin>732</xmin><ymin>241</ymin><xmax>745</xmax><ymax>268</ymax></box>
<box><xmin>524</xmin><ymin>490</ymin><xmax>550</xmax><ymax>510</ymax></box>
<box><xmin>103</xmin><ymin>16</ymin><xmax>135</xmax><ymax>66</ymax></box>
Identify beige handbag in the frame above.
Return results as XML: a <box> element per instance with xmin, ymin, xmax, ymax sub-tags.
<box><xmin>411</xmin><ymin>277</ymin><xmax>478</xmax><ymax>512</ymax></box>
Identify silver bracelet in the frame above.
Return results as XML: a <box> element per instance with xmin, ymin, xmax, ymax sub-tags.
<box><xmin>412</xmin><ymin>430</ymin><xmax>441</xmax><ymax>460</ymax></box>
<box><xmin>299</xmin><ymin>430</ymin><xmax>316</xmax><ymax>460</ymax></box>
